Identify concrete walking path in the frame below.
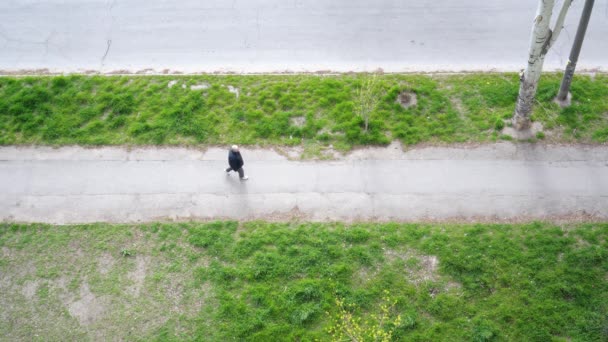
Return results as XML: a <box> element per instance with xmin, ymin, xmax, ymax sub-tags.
<box><xmin>1</xmin><ymin>142</ymin><xmax>607</xmax><ymax>224</ymax></box>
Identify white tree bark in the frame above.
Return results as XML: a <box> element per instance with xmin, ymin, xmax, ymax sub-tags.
<box><xmin>513</xmin><ymin>0</ymin><xmax>573</xmax><ymax>130</ymax></box>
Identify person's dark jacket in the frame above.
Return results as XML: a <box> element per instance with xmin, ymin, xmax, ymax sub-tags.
<box><xmin>228</xmin><ymin>150</ymin><xmax>244</xmax><ymax>170</ymax></box>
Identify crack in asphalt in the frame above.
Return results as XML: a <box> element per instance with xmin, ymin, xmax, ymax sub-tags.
<box><xmin>100</xmin><ymin>1</ymin><xmax>116</xmax><ymax>70</ymax></box>
<box><xmin>101</xmin><ymin>39</ymin><xmax>112</xmax><ymax>65</ymax></box>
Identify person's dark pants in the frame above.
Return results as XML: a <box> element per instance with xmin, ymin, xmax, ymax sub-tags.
<box><xmin>226</xmin><ymin>167</ymin><xmax>245</xmax><ymax>178</ymax></box>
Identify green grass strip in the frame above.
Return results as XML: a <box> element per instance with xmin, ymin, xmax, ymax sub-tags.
<box><xmin>1</xmin><ymin>222</ymin><xmax>606</xmax><ymax>341</ymax></box>
<box><xmin>1</xmin><ymin>74</ymin><xmax>607</xmax><ymax>149</ymax></box>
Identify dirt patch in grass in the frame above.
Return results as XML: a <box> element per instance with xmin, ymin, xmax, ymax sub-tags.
<box><xmin>417</xmin><ymin>255</ymin><xmax>439</xmax><ymax>280</ymax></box>
<box><xmin>290</xmin><ymin>116</ymin><xmax>306</xmax><ymax>127</ymax></box>
<box><xmin>190</xmin><ymin>82</ymin><xmax>210</xmax><ymax>90</ymax></box>
<box><xmin>97</xmin><ymin>252</ymin><xmax>115</xmax><ymax>275</ymax></box>
<box><xmin>285</xmin><ymin>145</ymin><xmax>304</xmax><ymax>159</ymax></box>
<box><xmin>384</xmin><ymin>249</ymin><xmax>461</xmax><ymax>292</ymax></box>
<box><xmin>502</xmin><ymin>121</ymin><xmax>544</xmax><ymax>140</ymax></box>
<box><xmin>21</xmin><ymin>280</ymin><xmax>38</xmax><ymax>299</ymax></box>
<box><xmin>450</xmin><ymin>96</ymin><xmax>465</xmax><ymax>117</ymax></box>
<box><xmin>226</xmin><ymin>85</ymin><xmax>239</xmax><ymax>98</ymax></box>
<box><xmin>67</xmin><ymin>282</ymin><xmax>107</xmax><ymax>326</ymax></box>
<box><xmin>0</xmin><ymin>224</ymin><xmax>214</xmax><ymax>340</ymax></box>
<box><xmin>397</xmin><ymin>91</ymin><xmax>417</xmax><ymax>108</ymax></box>
<box><xmin>127</xmin><ymin>255</ymin><xmax>148</xmax><ymax>297</ymax></box>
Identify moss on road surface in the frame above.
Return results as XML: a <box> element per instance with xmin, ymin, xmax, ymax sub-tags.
<box><xmin>1</xmin><ymin>222</ymin><xmax>606</xmax><ymax>341</ymax></box>
<box><xmin>1</xmin><ymin>74</ymin><xmax>607</xmax><ymax>150</ymax></box>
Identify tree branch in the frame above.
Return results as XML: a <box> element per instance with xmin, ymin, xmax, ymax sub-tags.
<box><xmin>549</xmin><ymin>0</ymin><xmax>574</xmax><ymax>49</ymax></box>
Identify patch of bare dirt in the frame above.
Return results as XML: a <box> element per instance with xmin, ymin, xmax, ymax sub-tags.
<box><xmin>384</xmin><ymin>250</ymin><xmax>438</xmax><ymax>284</ymax></box>
<box><xmin>355</xmin><ymin>266</ymin><xmax>377</xmax><ymax>284</ymax></box>
<box><xmin>163</xmin><ymin>276</ymin><xmax>207</xmax><ymax>317</ymax></box>
<box><xmin>97</xmin><ymin>252</ymin><xmax>115</xmax><ymax>275</ymax></box>
<box><xmin>553</xmin><ymin>92</ymin><xmax>572</xmax><ymax>107</ymax></box>
<box><xmin>321</xmin><ymin>145</ymin><xmax>343</xmax><ymax>159</ymax></box>
<box><xmin>67</xmin><ymin>283</ymin><xmax>107</xmax><ymax>326</ymax></box>
<box><xmin>54</xmin><ymin>275</ymin><xmax>69</xmax><ymax>292</ymax></box>
<box><xmin>275</xmin><ymin>145</ymin><xmax>304</xmax><ymax>160</ymax></box>
<box><xmin>384</xmin><ymin>249</ymin><xmax>461</xmax><ymax>292</ymax></box>
<box><xmin>189</xmin><ymin>83</ymin><xmax>210</xmax><ymax>90</ymax></box>
<box><xmin>290</xmin><ymin>116</ymin><xmax>306</xmax><ymax>127</ymax></box>
<box><xmin>5</xmin><ymin>261</ymin><xmax>37</xmax><ymax>285</ymax></box>
<box><xmin>418</xmin><ymin>255</ymin><xmax>439</xmax><ymax>280</ymax></box>
<box><xmin>163</xmin><ymin>277</ymin><xmax>185</xmax><ymax>313</ymax></box>
<box><xmin>355</xmin><ymin>248</ymin><xmax>461</xmax><ymax>294</ymax></box>
<box><xmin>319</xmin><ymin>127</ymin><xmax>344</xmax><ymax>137</ymax></box>
<box><xmin>226</xmin><ymin>85</ymin><xmax>240</xmax><ymax>98</ymax></box>
<box><xmin>574</xmin><ymin>236</ymin><xmax>592</xmax><ymax>249</ymax></box>
<box><xmin>69</xmin><ymin>240</ymin><xmax>84</xmax><ymax>259</ymax></box>
<box><xmin>127</xmin><ymin>255</ymin><xmax>148</xmax><ymax>297</ymax></box>
<box><xmin>101</xmin><ymin>109</ymin><xmax>111</xmax><ymax>120</ymax></box>
<box><xmin>397</xmin><ymin>91</ymin><xmax>417</xmax><ymax>108</ymax></box>
<box><xmin>449</xmin><ymin>97</ymin><xmax>465</xmax><ymax>117</ymax></box>
<box><xmin>502</xmin><ymin>122</ymin><xmax>544</xmax><ymax>140</ymax></box>
<box><xmin>21</xmin><ymin>280</ymin><xmax>38</xmax><ymax>299</ymax></box>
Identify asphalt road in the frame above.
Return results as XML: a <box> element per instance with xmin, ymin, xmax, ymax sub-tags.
<box><xmin>1</xmin><ymin>0</ymin><xmax>607</xmax><ymax>73</ymax></box>
<box><xmin>1</xmin><ymin>143</ymin><xmax>607</xmax><ymax>224</ymax></box>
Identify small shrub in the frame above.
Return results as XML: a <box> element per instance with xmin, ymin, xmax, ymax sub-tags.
<box><xmin>494</xmin><ymin>118</ymin><xmax>505</xmax><ymax>131</ymax></box>
<box><xmin>121</xmin><ymin>249</ymin><xmax>134</xmax><ymax>257</ymax></box>
<box><xmin>357</xmin><ymin>75</ymin><xmax>380</xmax><ymax>132</ymax></box>
<box><xmin>327</xmin><ymin>291</ymin><xmax>402</xmax><ymax>342</ymax></box>
<box><xmin>472</xmin><ymin>318</ymin><xmax>498</xmax><ymax>342</ymax></box>
<box><xmin>51</xmin><ymin>77</ymin><xmax>69</xmax><ymax>89</ymax></box>
<box><xmin>318</xmin><ymin>132</ymin><xmax>330</xmax><ymax>142</ymax></box>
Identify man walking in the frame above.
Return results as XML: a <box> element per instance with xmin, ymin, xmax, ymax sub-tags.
<box><xmin>226</xmin><ymin>145</ymin><xmax>248</xmax><ymax>180</ymax></box>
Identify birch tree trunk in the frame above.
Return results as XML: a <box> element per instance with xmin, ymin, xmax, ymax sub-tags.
<box><xmin>513</xmin><ymin>0</ymin><xmax>573</xmax><ymax>130</ymax></box>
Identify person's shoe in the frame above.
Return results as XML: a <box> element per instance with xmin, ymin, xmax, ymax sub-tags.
<box><xmin>240</xmin><ymin>176</ymin><xmax>249</xmax><ymax>181</ymax></box>
<box><xmin>225</xmin><ymin>168</ymin><xmax>231</xmax><ymax>174</ymax></box>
